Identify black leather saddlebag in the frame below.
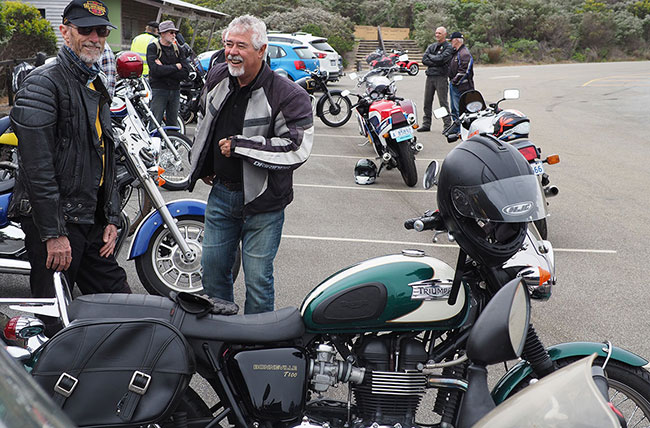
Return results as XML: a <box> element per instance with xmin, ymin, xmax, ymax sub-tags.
<box><xmin>31</xmin><ymin>318</ymin><xmax>195</xmax><ymax>427</ymax></box>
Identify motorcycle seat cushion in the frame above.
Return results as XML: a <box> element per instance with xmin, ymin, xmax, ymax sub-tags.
<box><xmin>68</xmin><ymin>293</ymin><xmax>305</xmax><ymax>344</ymax></box>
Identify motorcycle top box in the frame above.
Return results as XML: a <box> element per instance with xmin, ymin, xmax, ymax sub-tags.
<box><xmin>301</xmin><ymin>252</ymin><xmax>469</xmax><ymax>333</ymax></box>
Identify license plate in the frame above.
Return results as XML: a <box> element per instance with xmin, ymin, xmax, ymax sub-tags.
<box><xmin>330</xmin><ymin>60</ymin><xmax>337</xmax><ymax>66</ymax></box>
<box><xmin>532</xmin><ymin>161</ymin><xmax>544</xmax><ymax>175</ymax></box>
<box><xmin>390</xmin><ymin>127</ymin><xmax>413</xmax><ymax>142</ymax></box>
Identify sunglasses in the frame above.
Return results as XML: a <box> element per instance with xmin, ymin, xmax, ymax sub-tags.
<box><xmin>69</xmin><ymin>24</ymin><xmax>110</xmax><ymax>37</ymax></box>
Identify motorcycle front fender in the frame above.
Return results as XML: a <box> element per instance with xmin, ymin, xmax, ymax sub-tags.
<box><xmin>128</xmin><ymin>199</ymin><xmax>206</xmax><ymax>259</ymax></box>
<box><xmin>491</xmin><ymin>341</ymin><xmax>649</xmax><ymax>404</ymax></box>
<box><xmin>150</xmin><ymin>126</ymin><xmax>182</xmax><ymax>138</ymax></box>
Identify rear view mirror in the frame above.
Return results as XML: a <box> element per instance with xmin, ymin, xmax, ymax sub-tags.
<box><xmin>349</xmin><ymin>72</ymin><xmax>358</xmax><ymax>80</ymax></box>
<box><xmin>341</xmin><ymin>90</ymin><xmax>351</xmax><ymax>97</ymax></box>
<box><xmin>423</xmin><ymin>161</ymin><xmax>439</xmax><ymax>190</ymax></box>
<box><xmin>433</xmin><ymin>107</ymin><xmax>449</xmax><ymax>119</ymax></box>
<box><xmin>503</xmin><ymin>89</ymin><xmax>520</xmax><ymax>100</ymax></box>
<box><xmin>393</xmin><ymin>75</ymin><xmax>403</xmax><ymax>81</ymax></box>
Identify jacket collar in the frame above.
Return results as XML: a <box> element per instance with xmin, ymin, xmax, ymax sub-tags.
<box><xmin>59</xmin><ymin>45</ymin><xmax>101</xmax><ymax>85</ymax></box>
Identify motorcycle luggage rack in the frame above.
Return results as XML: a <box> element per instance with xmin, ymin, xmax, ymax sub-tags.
<box><xmin>0</xmin><ymin>272</ymin><xmax>71</xmax><ymax>326</ymax></box>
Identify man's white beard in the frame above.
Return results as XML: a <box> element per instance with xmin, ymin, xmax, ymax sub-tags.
<box><xmin>79</xmin><ymin>42</ymin><xmax>103</xmax><ymax>64</ymax></box>
<box><xmin>227</xmin><ymin>54</ymin><xmax>245</xmax><ymax>77</ymax></box>
<box><xmin>228</xmin><ymin>63</ymin><xmax>245</xmax><ymax>77</ymax></box>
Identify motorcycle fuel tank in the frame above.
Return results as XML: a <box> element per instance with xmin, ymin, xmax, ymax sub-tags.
<box><xmin>301</xmin><ymin>252</ymin><xmax>469</xmax><ymax>333</ymax></box>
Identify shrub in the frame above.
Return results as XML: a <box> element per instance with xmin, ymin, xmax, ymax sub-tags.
<box><xmin>0</xmin><ymin>1</ymin><xmax>57</xmax><ymax>61</ymax></box>
<box><xmin>486</xmin><ymin>46</ymin><xmax>502</xmax><ymax>63</ymax></box>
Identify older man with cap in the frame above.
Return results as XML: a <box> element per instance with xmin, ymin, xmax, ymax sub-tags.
<box><xmin>131</xmin><ymin>20</ymin><xmax>159</xmax><ymax>75</ymax></box>
<box><xmin>9</xmin><ymin>0</ymin><xmax>131</xmax><ymax>335</ymax></box>
<box><xmin>146</xmin><ymin>20</ymin><xmax>189</xmax><ymax>129</ymax></box>
<box><xmin>447</xmin><ymin>31</ymin><xmax>475</xmax><ymax>135</ymax></box>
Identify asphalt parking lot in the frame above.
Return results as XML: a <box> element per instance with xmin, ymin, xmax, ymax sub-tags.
<box><xmin>1</xmin><ymin>60</ymin><xmax>649</xmax><ymax>419</ymax></box>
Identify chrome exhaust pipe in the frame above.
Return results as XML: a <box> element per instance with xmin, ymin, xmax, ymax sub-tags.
<box><xmin>544</xmin><ymin>185</ymin><xmax>559</xmax><ymax>197</ymax></box>
<box><xmin>414</xmin><ymin>142</ymin><xmax>424</xmax><ymax>152</ymax></box>
<box><xmin>0</xmin><ymin>258</ymin><xmax>31</xmax><ymax>275</ymax></box>
<box><xmin>382</xmin><ymin>152</ymin><xmax>392</xmax><ymax>162</ymax></box>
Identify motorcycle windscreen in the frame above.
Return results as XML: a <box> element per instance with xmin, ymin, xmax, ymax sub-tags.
<box><xmin>474</xmin><ymin>355</ymin><xmax>621</xmax><ymax>428</ymax></box>
<box><xmin>451</xmin><ymin>175</ymin><xmax>547</xmax><ymax>223</ymax></box>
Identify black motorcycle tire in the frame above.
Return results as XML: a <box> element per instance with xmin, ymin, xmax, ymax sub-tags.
<box><xmin>395</xmin><ymin>141</ymin><xmax>418</xmax><ymax>187</ymax></box>
<box><xmin>408</xmin><ymin>63</ymin><xmax>419</xmax><ymax>76</ymax></box>
<box><xmin>135</xmin><ymin>215</ymin><xmax>241</xmax><ymax>297</ymax></box>
<box><xmin>533</xmin><ymin>218</ymin><xmax>548</xmax><ymax>240</ymax></box>
<box><xmin>508</xmin><ymin>357</ymin><xmax>650</xmax><ymax>427</ymax></box>
<box><xmin>316</xmin><ymin>90</ymin><xmax>352</xmax><ymax>127</ymax></box>
<box><xmin>160</xmin><ymin>131</ymin><xmax>193</xmax><ymax>191</ymax></box>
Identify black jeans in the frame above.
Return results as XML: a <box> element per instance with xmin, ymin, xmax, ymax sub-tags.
<box><xmin>21</xmin><ymin>217</ymin><xmax>131</xmax><ymax>334</ymax></box>
<box><xmin>422</xmin><ymin>74</ymin><xmax>452</xmax><ymax>130</ymax></box>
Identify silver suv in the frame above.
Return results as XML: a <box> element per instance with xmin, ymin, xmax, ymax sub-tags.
<box><xmin>267</xmin><ymin>32</ymin><xmax>341</xmax><ymax>81</ymax></box>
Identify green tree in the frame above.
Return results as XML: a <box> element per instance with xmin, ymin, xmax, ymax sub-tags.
<box><xmin>0</xmin><ymin>1</ymin><xmax>57</xmax><ymax>61</ymax></box>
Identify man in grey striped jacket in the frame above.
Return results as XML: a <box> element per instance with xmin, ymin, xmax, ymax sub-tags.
<box><xmin>189</xmin><ymin>15</ymin><xmax>313</xmax><ymax>314</ymax></box>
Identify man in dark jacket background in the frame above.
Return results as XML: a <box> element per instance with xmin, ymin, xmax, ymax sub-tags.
<box><xmin>189</xmin><ymin>15</ymin><xmax>313</xmax><ymax>314</ymax></box>
<box><xmin>419</xmin><ymin>26</ymin><xmax>453</xmax><ymax>133</ymax></box>
<box><xmin>10</xmin><ymin>0</ymin><xmax>131</xmax><ymax>334</ymax></box>
<box><xmin>147</xmin><ymin>20</ymin><xmax>189</xmax><ymax>128</ymax></box>
<box><xmin>448</xmin><ymin>31</ymin><xmax>475</xmax><ymax>134</ymax></box>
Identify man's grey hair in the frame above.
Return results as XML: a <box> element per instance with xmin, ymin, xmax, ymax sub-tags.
<box><xmin>225</xmin><ymin>15</ymin><xmax>268</xmax><ymax>51</ymax></box>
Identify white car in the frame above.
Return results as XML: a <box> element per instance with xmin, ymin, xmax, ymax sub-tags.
<box><xmin>267</xmin><ymin>32</ymin><xmax>341</xmax><ymax>81</ymax></box>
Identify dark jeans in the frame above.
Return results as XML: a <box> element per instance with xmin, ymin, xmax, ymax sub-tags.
<box><xmin>449</xmin><ymin>83</ymin><xmax>463</xmax><ymax>134</ymax></box>
<box><xmin>22</xmin><ymin>217</ymin><xmax>131</xmax><ymax>334</ymax></box>
<box><xmin>422</xmin><ymin>75</ymin><xmax>451</xmax><ymax>130</ymax></box>
<box><xmin>150</xmin><ymin>88</ymin><xmax>180</xmax><ymax>128</ymax></box>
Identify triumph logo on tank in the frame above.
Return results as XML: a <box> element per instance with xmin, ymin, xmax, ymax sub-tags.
<box><xmin>409</xmin><ymin>279</ymin><xmax>453</xmax><ymax>300</ymax></box>
<box><xmin>502</xmin><ymin>201</ymin><xmax>533</xmax><ymax>216</ymax></box>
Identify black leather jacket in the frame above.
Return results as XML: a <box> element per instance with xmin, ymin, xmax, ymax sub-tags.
<box><xmin>9</xmin><ymin>47</ymin><xmax>120</xmax><ymax>241</ymax></box>
<box><xmin>422</xmin><ymin>41</ymin><xmax>454</xmax><ymax>77</ymax></box>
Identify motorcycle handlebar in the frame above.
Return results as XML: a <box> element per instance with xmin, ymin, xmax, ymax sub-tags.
<box><xmin>404</xmin><ymin>212</ymin><xmax>445</xmax><ymax>232</ymax></box>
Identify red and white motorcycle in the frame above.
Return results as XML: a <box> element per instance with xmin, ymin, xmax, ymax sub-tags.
<box><xmin>347</xmin><ymin>67</ymin><xmax>422</xmax><ymax>187</ymax></box>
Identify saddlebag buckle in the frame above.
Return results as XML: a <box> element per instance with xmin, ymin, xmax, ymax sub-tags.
<box><xmin>128</xmin><ymin>371</ymin><xmax>151</xmax><ymax>395</ymax></box>
<box><xmin>54</xmin><ymin>372</ymin><xmax>78</xmax><ymax>397</ymax></box>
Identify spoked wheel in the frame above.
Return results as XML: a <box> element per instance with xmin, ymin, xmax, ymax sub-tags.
<box><xmin>316</xmin><ymin>90</ymin><xmax>352</xmax><ymax>127</ymax></box>
<box><xmin>160</xmin><ymin>131</ymin><xmax>192</xmax><ymax>191</ymax></box>
<box><xmin>135</xmin><ymin>215</ymin><xmax>241</xmax><ymax>297</ymax></box>
<box><xmin>395</xmin><ymin>141</ymin><xmax>418</xmax><ymax>187</ymax></box>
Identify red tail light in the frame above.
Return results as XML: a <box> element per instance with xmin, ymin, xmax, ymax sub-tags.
<box><xmin>4</xmin><ymin>316</ymin><xmax>19</xmax><ymax>340</ymax></box>
<box><xmin>294</xmin><ymin>60</ymin><xmax>306</xmax><ymax>70</ymax></box>
<box><xmin>391</xmin><ymin>111</ymin><xmax>406</xmax><ymax>125</ymax></box>
<box><xmin>316</xmin><ymin>52</ymin><xmax>327</xmax><ymax>59</ymax></box>
<box><xmin>518</xmin><ymin>146</ymin><xmax>538</xmax><ymax>161</ymax></box>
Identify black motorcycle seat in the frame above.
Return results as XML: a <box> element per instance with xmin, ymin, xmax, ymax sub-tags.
<box><xmin>68</xmin><ymin>293</ymin><xmax>305</xmax><ymax>344</ymax></box>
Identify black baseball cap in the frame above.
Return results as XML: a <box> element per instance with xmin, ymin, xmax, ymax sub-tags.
<box><xmin>62</xmin><ymin>0</ymin><xmax>116</xmax><ymax>29</ymax></box>
<box><xmin>450</xmin><ymin>31</ymin><xmax>464</xmax><ymax>39</ymax></box>
<box><xmin>147</xmin><ymin>21</ymin><xmax>159</xmax><ymax>29</ymax></box>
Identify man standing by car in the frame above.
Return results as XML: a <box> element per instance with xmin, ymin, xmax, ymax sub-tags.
<box><xmin>130</xmin><ymin>20</ymin><xmax>158</xmax><ymax>75</ymax></box>
<box><xmin>147</xmin><ymin>20</ymin><xmax>189</xmax><ymax>129</ymax></box>
<box><xmin>189</xmin><ymin>15</ymin><xmax>313</xmax><ymax>314</ymax></box>
<box><xmin>448</xmin><ymin>31</ymin><xmax>475</xmax><ymax>135</ymax></box>
<box><xmin>9</xmin><ymin>0</ymin><xmax>131</xmax><ymax>335</ymax></box>
<box><xmin>418</xmin><ymin>26</ymin><xmax>453</xmax><ymax>133</ymax></box>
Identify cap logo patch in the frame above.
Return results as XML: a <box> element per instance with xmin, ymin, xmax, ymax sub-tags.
<box><xmin>83</xmin><ymin>1</ymin><xmax>106</xmax><ymax>16</ymax></box>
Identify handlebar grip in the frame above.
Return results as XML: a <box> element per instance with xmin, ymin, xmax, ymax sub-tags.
<box><xmin>404</xmin><ymin>218</ymin><xmax>418</xmax><ymax>230</ymax></box>
<box><xmin>414</xmin><ymin>216</ymin><xmax>442</xmax><ymax>232</ymax></box>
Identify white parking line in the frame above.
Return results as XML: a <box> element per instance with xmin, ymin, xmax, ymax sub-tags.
<box><xmin>490</xmin><ymin>75</ymin><xmax>520</xmax><ymax>79</ymax></box>
<box><xmin>282</xmin><ymin>234</ymin><xmax>617</xmax><ymax>254</ymax></box>
<box><xmin>294</xmin><ymin>183</ymin><xmax>434</xmax><ymax>193</ymax></box>
<box><xmin>310</xmin><ymin>153</ymin><xmax>442</xmax><ymax>162</ymax></box>
<box><xmin>316</xmin><ymin>133</ymin><xmax>365</xmax><ymax>139</ymax></box>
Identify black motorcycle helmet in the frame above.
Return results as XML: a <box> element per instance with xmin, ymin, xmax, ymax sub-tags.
<box><xmin>437</xmin><ymin>135</ymin><xmax>547</xmax><ymax>267</ymax></box>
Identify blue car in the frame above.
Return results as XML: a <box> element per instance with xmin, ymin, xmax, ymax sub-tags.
<box><xmin>197</xmin><ymin>42</ymin><xmax>318</xmax><ymax>81</ymax></box>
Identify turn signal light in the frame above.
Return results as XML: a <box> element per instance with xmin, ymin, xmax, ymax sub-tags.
<box><xmin>3</xmin><ymin>316</ymin><xmax>19</xmax><ymax>340</ymax></box>
<box><xmin>538</xmin><ymin>267</ymin><xmax>552</xmax><ymax>286</ymax></box>
<box><xmin>383</xmin><ymin>133</ymin><xmax>389</xmax><ymax>138</ymax></box>
<box><xmin>413</xmin><ymin>124</ymin><xmax>419</xmax><ymax>129</ymax></box>
<box><xmin>157</xmin><ymin>167</ymin><xmax>166</xmax><ymax>187</ymax></box>
<box><xmin>546</xmin><ymin>154</ymin><xmax>560</xmax><ymax>164</ymax></box>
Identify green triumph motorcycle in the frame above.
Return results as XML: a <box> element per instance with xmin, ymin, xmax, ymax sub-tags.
<box><xmin>3</xmin><ymin>143</ymin><xmax>650</xmax><ymax>427</ymax></box>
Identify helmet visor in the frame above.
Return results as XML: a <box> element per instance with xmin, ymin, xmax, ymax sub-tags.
<box><xmin>451</xmin><ymin>175</ymin><xmax>547</xmax><ymax>222</ymax></box>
